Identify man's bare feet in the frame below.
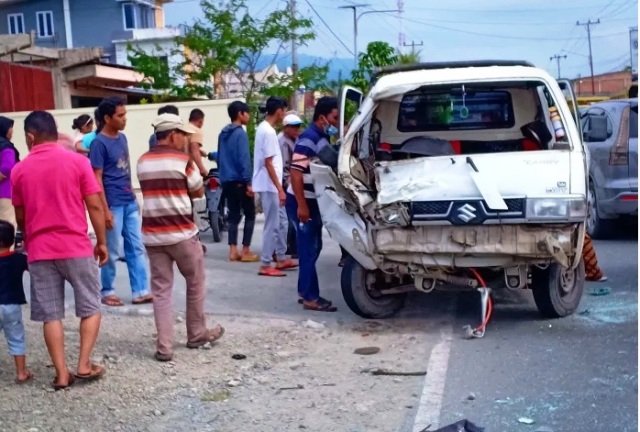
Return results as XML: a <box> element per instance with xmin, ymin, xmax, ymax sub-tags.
<box><xmin>15</xmin><ymin>370</ymin><xmax>33</xmax><ymax>384</ymax></box>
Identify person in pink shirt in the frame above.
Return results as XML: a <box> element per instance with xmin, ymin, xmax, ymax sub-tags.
<box><xmin>11</xmin><ymin>111</ymin><xmax>109</xmax><ymax>391</ymax></box>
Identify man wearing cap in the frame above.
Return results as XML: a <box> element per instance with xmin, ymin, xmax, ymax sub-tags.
<box><xmin>278</xmin><ymin>113</ymin><xmax>303</xmax><ymax>258</ymax></box>
<box><xmin>137</xmin><ymin>113</ymin><xmax>225</xmax><ymax>362</ymax></box>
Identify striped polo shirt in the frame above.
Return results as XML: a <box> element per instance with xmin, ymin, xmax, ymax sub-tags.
<box><xmin>137</xmin><ymin>146</ymin><xmax>203</xmax><ymax>246</ymax></box>
<box><xmin>286</xmin><ymin>123</ymin><xmax>331</xmax><ymax>200</ymax></box>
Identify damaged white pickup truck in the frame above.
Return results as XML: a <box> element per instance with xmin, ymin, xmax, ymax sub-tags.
<box><xmin>311</xmin><ymin>61</ymin><xmax>589</xmax><ymax>323</ymax></box>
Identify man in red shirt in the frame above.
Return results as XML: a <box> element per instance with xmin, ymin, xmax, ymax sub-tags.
<box><xmin>11</xmin><ymin>111</ymin><xmax>108</xmax><ymax>390</ymax></box>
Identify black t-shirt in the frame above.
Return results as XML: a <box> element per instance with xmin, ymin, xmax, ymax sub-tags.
<box><xmin>0</xmin><ymin>252</ymin><xmax>28</xmax><ymax>305</ymax></box>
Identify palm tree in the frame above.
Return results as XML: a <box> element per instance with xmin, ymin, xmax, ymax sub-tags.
<box><xmin>396</xmin><ymin>50</ymin><xmax>422</xmax><ymax>65</ymax></box>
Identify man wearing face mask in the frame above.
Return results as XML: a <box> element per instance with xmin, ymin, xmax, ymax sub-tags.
<box><xmin>287</xmin><ymin>97</ymin><xmax>339</xmax><ymax>312</ymax></box>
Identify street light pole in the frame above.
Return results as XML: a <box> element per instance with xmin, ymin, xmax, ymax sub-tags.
<box><xmin>339</xmin><ymin>5</ymin><xmax>399</xmax><ymax>68</ymax></box>
<box><xmin>338</xmin><ymin>4</ymin><xmax>368</xmax><ymax>69</ymax></box>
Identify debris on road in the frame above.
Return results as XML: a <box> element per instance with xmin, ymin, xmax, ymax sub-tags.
<box><xmin>276</xmin><ymin>384</ymin><xmax>304</xmax><ymax>394</ymax></box>
<box><xmin>200</xmin><ymin>389</ymin><xmax>230</xmax><ymax>402</ymax></box>
<box><xmin>430</xmin><ymin>419</ymin><xmax>485</xmax><ymax>431</ymax></box>
<box><xmin>590</xmin><ymin>286</ymin><xmax>611</xmax><ymax>296</ymax></box>
<box><xmin>231</xmin><ymin>353</ymin><xmax>247</xmax><ymax>360</ymax></box>
<box><xmin>366</xmin><ymin>368</ymin><xmax>427</xmax><ymax>376</ymax></box>
<box><xmin>354</xmin><ymin>346</ymin><xmax>381</xmax><ymax>355</ymax></box>
<box><xmin>467</xmin><ymin>392</ymin><xmax>476</xmax><ymax>400</ymax></box>
<box><xmin>518</xmin><ymin>417</ymin><xmax>536</xmax><ymax>425</ymax></box>
<box><xmin>578</xmin><ymin>309</ymin><xmax>590</xmax><ymax>315</ymax></box>
<box><xmin>303</xmin><ymin>319</ymin><xmax>326</xmax><ymax>329</ymax></box>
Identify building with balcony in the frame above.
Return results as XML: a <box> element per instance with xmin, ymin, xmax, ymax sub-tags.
<box><xmin>0</xmin><ymin>0</ymin><xmax>177</xmax><ymax>64</ymax></box>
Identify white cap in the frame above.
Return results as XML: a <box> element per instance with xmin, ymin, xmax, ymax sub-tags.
<box><xmin>152</xmin><ymin>113</ymin><xmax>196</xmax><ymax>134</ymax></box>
<box><xmin>283</xmin><ymin>114</ymin><xmax>303</xmax><ymax>126</ymax></box>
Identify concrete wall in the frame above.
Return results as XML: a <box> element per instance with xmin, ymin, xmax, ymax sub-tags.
<box><xmin>5</xmin><ymin>98</ymin><xmax>242</xmax><ymax>189</ymax></box>
<box><xmin>0</xmin><ymin>0</ymin><xmax>66</xmax><ymax>48</ymax></box>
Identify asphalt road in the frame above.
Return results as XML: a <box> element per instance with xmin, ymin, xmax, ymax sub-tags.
<box><xmin>60</xmin><ymin>219</ymin><xmax>637</xmax><ymax>432</ymax></box>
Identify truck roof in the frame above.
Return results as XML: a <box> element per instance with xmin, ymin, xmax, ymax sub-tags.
<box><xmin>372</xmin><ymin>60</ymin><xmax>536</xmax><ymax>82</ymax></box>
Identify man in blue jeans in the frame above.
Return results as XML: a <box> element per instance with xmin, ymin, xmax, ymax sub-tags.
<box><xmin>90</xmin><ymin>97</ymin><xmax>151</xmax><ymax>306</ymax></box>
<box><xmin>287</xmin><ymin>97</ymin><xmax>339</xmax><ymax>312</ymax></box>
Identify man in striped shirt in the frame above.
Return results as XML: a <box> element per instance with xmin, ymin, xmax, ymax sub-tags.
<box><xmin>137</xmin><ymin>114</ymin><xmax>224</xmax><ymax>362</ymax></box>
<box><xmin>286</xmin><ymin>97</ymin><xmax>339</xmax><ymax>313</ymax></box>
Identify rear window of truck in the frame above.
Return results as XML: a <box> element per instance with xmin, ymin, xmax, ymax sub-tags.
<box><xmin>397</xmin><ymin>90</ymin><xmax>515</xmax><ymax>132</ymax></box>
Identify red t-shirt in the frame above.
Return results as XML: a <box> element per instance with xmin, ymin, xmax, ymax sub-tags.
<box><xmin>11</xmin><ymin>143</ymin><xmax>101</xmax><ymax>262</ymax></box>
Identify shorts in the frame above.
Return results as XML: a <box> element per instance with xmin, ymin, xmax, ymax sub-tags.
<box><xmin>29</xmin><ymin>258</ymin><xmax>101</xmax><ymax>322</ymax></box>
<box><xmin>0</xmin><ymin>304</ymin><xmax>26</xmax><ymax>356</ymax></box>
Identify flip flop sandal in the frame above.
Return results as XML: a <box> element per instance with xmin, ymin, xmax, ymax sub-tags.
<box><xmin>74</xmin><ymin>363</ymin><xmax>106</xmax><ymax>381</ymax></box>
<box><xmin>258</xmin><ymin>268</ymin><xmax>286</xmax><ymax>277</ymax></box>
<box><xmin>187</xmin><ymin>325</ymin><xmax>226</xmax><ymax>349</ymax></box>
<box><xmin>276</xmin><ymin>260</ymin><xmax>299</xmax><ymax>271</ymax></box>
<box><xmin>16</xmin><ymin>371</ymin><xmax>34</xmax><ymax>385</ymax></box>
<box><xmin>101</xmin><ymin>296</ymin><xmax>124</xmax><ymax>307</ymax></box>
<box><xmin>52</xmin><ymin>373</ymin><xmax>75</xmax><ymax>391</ymax></box>
<box><xmin>132</xmin><ymin>295</ymin><xmax>153</xmax><ymax>305</ymax></box>
<box><xmin>241</xmin><ymin>254</ymin><xmax>260</xmax><ymax>263</ymax></box>
<box><xmin>298</xmin><ymin>296</ymin><xmax>332</xmax><ymax>305</ymax></box>
<box><xmin>303</xmin><ymin>298</ymin><xmax>337</xmax><ymax>312</ymax></box>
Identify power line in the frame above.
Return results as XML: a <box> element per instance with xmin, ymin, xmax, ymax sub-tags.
<box><xmin>303</xmin><ymin>0</ymin><xmax>354</xmax><ymax>56</ymax></box>
<box><xmin>577</xmin><ymin>19</ymin><xmax>601</xmax><ymax>95</ymax></box>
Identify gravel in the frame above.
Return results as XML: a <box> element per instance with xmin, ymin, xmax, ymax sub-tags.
<box><xmin>0</xmin><ymin>311</ymin><xmax>432</xmax><ymax>432</ymax></box>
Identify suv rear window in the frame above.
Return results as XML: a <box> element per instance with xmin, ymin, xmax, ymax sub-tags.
<box><xmin>397</xmin><ymin>90</ymin><xmax>515</xmax><ymax>132</ymax></box>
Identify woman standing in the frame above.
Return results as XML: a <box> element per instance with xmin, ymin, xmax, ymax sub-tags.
<box><xmin>72</xmin><ymin>114</ymin><xmax>94</xmax><ymax>155</ymax></box>
<box><xmin>0</xmin><ymin>116</ymin><xmax>19</xmax><ymax>227</ymax></box>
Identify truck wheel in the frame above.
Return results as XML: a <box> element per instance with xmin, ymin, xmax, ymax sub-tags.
<box><xmin>587</xmin><ymin>182</ymin><xmax>614</xmax><ymax>239</ymax></box>
<box><xmin>341</xmin><ymin>256</ymin><xmax>406</xmax><ymax>319</ymax></box>
<box><xmin>209</xmin><ymin>211</ymin><xmax>222</xmax><ymax>243</ymax></box>
<box><xmin>531</xmin><ymin>260</ymin><xmax>585</xmax><ymax>318</ymax></box>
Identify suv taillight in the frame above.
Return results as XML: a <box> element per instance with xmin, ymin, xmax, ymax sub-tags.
<box><xmin>609</xmin><ymin>106</ymin><xmax>630</xmax><ymax>165</ymax></box>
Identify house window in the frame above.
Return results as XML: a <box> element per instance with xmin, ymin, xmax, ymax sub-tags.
<box><xmin>7</xmin><ymin>13</ymin><xmax>24</xmax><ymax>34</ymax></box>
<box><xmin>122</xmin><ymin>2</ymin><xmax>136</xmax><ymax>30</ymax></box>
<box><xmin>36</xmin><ymin>11</ymin><xmax>54</xmax><ymax>38</ymax></box>
<box><xmin>140</xmin><ymin>6</ymin><xmax>155</xmax><ymax>29</ymax></box>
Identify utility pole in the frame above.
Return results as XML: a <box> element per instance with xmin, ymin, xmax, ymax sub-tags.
<box><xmin>338</xmin><ymin>4</ymin><xmax>369</xmax><ymax>69</ymax></box>
<box><xmin>550</xmin><ymin>54</ymin><xmax>567</xmax><ymax>78</ymax></box>
<box><xmin>577</xmin><ymin>19</ymin><xmax>600</xmax><ymax>95</ymax></box>
<box><xmin>289</xmin><ymin>0</ymin><xmax>299</xmax><ymax>111</ymax></box>
<box><xmin>403</xmin><ymin>40</ymin><xmax>423</xmax><ymax>55</ymax></box>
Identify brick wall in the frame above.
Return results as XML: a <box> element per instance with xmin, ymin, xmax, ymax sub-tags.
<box><xmin>574</xmin><ymin>71</ymin><xmax>633</xmax><ymax>96</ymax></box>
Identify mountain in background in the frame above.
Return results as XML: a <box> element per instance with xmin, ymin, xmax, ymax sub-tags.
<box><xmin>252</xmin><ymin>53</ymin><xmax>354</xmax><ymax>82</ymax></box>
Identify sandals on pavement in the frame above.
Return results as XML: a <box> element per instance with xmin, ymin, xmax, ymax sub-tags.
<box><xmin>276</xmin><ymin>259</ymin><xmax>299</xmax><ymax>271</ymax></box>
<box><xmin>303</xmin><ymin>298</ymin><xmax>337</xmax><ymax>312</ymax></box>
<box><xmin>258</xmin><ymin>267</ymin><xmax>286</xmax><ymax>277</ymax></box>
<box><xmin>154</xmin><ymin>352</ymin><xmax>174</xmax><ymax>362</ymax></box>
<box><xmin>52</xmin><ymin>372</ymin><xmax>75</xmax><ymax>391</ymax></box>
<box><xmin>16</xmin><ymin>371</ymin><xmax>34</xmax><ymax>385</ymax></box>
<box><xmin>187</xmin><ymin>325</ymin><xmax>225</xmax><ymax>349</ymax></box>
<box><xmin>240</xmin><ymin>254</ymin><xmax>260</xmax><ymax>263</ymax></box>
<box><xmin>74</xmin><ymin>363</ymin><xmax>106</xmax><ymax>382</ymax></box>
<box><xmin>132</xmin><ymin>294</ymin><xmax>153</xmax><ymax>305</ymax></box>
<box><xmin>298</xmin><ymin>296</ymin><xmax>332</xmax><ymax>306</ymax></box>
<box><xmin>101</xmin><ymin>295</ymin><xmax>124</xmax><ymax>307</ymax></box>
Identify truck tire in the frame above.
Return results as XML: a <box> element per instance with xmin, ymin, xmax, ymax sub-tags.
<box><xmin>587</xmin><ymin>182</ymin><xmax>614</xmax><ymax>239</ymax></box>
<box><xmin>341</xmin><ymin>256</ymin><xmax>406</xmax><ymax>319</ymax></box>
<box><xmin>531</xmin><ymin>260</ymin><xmax>585</xmax><ymax>318</ymax></box>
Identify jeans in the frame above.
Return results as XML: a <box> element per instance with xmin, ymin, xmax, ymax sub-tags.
<box><xmin>102</xmin><ymin>201</ymin><xmax>149</xmax><ymax>299</ymax></box>
<box><xmin>286</xmin><ymin>219</ymin><xmax>297</xmax><ymax>256</ymax></box>
<box><xmin>286</xmin><ymin>194</ymin><xmax>323</xmax><ymax>301</ymax></box>
<box><xmin>146</xmin><ymin>236</ymin><xmax>207</xmax><ymax>356</ymax></box>
<box><xmin>223</xmin><ymin>182</ymin><xmax>256</xmax><ymax>247</ymax></box>
<box><xmin>0</xmin><ymin>304</ymin><xmax>26</xmax><ymax>356</ymax></box>
<box><xmin>260</xmin><ymin>192</ymin><xmax>288</xmax><ymax>265</ymax></box>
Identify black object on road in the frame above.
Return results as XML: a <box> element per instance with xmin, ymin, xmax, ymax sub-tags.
<box><xmin>429</xmin><ymin>420</ymin><xmax>484</xmax><ymax>432</ymax></box>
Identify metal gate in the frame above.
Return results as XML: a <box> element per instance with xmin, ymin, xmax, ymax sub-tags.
<box><xmin>0</xmin><ymin>61</ymin><xmax>55</xmax><ymax>113</ymax></box>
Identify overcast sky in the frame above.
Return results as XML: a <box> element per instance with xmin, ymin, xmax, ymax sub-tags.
<box><xmin>164</xmin><ymin>0</ymin><xmax>638</xmax><ymax>79</ymax></box>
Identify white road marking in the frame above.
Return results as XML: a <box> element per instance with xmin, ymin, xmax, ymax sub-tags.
<box><xmin>412</xmin><ymin>317</ymin><xmax>455</xmax><ymax>431</ymax></box>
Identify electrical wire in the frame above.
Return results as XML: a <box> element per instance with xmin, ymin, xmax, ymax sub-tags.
<box><xmin>303</xmin><ymin>0</ymin><xmax>354</xmax><ymax>56</ymax></box>
<box><xmin>470</xmin><ymin>268</ymin><xmax>492</xmax><ymax>334</ymax></box>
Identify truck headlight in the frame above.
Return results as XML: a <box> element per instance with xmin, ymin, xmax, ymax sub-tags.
<box><xmin>526</xmin><ymin>197</ymin><xmax>587</xmax><ymax>221</ymax></box>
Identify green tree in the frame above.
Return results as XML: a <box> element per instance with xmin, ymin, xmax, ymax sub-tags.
<box><xmin>396</xmin><ymin>49</ymin><xmax>421</xmax><ymax>65</ymax></box>
<box><xmin>348</xmin><ymin>41</ymin><xmax>398</xmax><ymax>93</ymax></box>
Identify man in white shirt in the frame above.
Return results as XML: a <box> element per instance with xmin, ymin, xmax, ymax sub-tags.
<box><xmin>278</xmin><ymin>113</ymin><xmax>303</xmax><ymax>258</ymax></box>
<box><xmin>253</xmin><ymin>97</ymin><xmax>299</xmax><ymax>277</ymax></box>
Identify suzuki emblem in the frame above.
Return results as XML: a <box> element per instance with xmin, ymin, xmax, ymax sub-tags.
<box><xmin>457</xmin><ymin>203</ymin><xmax>477</xmax><ymax>223</ymax></box>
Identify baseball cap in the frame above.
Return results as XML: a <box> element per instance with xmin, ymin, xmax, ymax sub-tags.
<box><xmin>152</xmin><ymin>113</ymin><xmax>196</xmax><ymax>134</ymax></box>
<box><xmin>283</xmin><ymin>114</ymin><xmax>303</xmax><ymax>127</ymax></box>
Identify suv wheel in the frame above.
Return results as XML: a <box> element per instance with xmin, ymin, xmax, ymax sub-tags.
<box><xmin>531</xmin><ymin>260</ymin><xmax>585</xmax><ymax>318</ymax></box>
<box><xmin>341</xmin><ymin>256</ymin><xmax>406</xmax><ymax>319</ymax></box>
<box><xmin>587</xmin><ymin>182</ymin><xmax>613</xmax><ymax>239</ymax></box>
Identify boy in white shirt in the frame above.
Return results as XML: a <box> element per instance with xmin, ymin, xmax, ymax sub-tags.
<box><xmin>253</xmin><ymin>97</ymin><xmax>298</xmax><ymax>277</ymax></box>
